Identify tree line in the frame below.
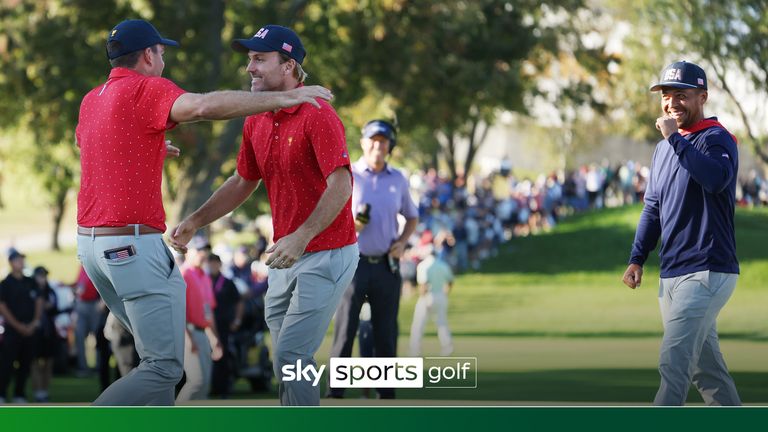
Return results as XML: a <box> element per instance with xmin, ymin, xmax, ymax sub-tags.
<box><xmin>0</xmin><ymin>0</ymin><xmax>765</xmax><ymax>250</ymax></box>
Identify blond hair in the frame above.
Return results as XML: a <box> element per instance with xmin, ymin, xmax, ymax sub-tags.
<box><xmin>279</xmin><ymin>53</ymin><xmax>308</xmax><ymax>83</ymax></box>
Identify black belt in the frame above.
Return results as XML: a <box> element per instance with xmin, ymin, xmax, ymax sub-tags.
<box><xmin>360</xmin><ymin>254</ymin><xmax>387</xmax><ymax>264</ymax></box>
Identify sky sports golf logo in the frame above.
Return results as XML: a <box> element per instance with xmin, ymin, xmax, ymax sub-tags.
<box><xmin>330</xmin><ymin>358</ymin><xmax>423</xmax><ymax>388</ymax></box>
<box><xmin>281</xmin><ymin>357</ymin><xmax>477</xmax><ymax>389</ymax></box>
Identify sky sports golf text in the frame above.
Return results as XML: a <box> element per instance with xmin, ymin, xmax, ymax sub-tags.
<box><xmin>281</xmin><ymin>357</ymin><xmax>478</xmax><ymax>388</ymax></box>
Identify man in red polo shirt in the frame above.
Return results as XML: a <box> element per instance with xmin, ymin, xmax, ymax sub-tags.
<box><xmin>170</xmin><ymin>25</ymin><xmax>359</xmax><ymax>406</ymax></box>
<box><xmin>176</xmin><ymin>237</ymin><xmax>221</xmax><ymax>403</ymax></box>
<box><xmin>75</xmin><ymin>19</ymin><xmax>332</xmax><ymax>406</ymax></box>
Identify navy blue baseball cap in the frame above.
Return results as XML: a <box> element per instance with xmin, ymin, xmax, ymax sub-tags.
<box><xmin>8</xmin><ymin>249</ymin><xmax>25</xmax><ymax>262</ymax></box>
<box><xmin>362</xmin><ymin>120</ymin><xmax>397</xmax><ymax>149</ymax></box>
<box><xmin>650</xmin><ymin>61</ymin><xmax>707</xmax><ymax>92</ymax></box>
<box><xmin>107</xmin><ymin>19</ymin><xmax>179</xmax><ymax>60</ymax></box>
<box><xmin>231</xmin><ymin>25</ymin><xmax>306</xmax><ymax>65</ymax></box>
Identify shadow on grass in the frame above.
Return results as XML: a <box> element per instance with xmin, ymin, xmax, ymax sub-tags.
<box><xmin>415</xmin><ymin>331</ymin><xmax>768</xmax><ymax>342</ymax></box>
<box><xmin>48</xmin><ymin>369</ymin><xmax>768</xmax><ymax>404</ymax></box>
<box><xmin>477</xmin><ymin>206</ymin><xmax>768</xmax><ymax>275</ymax></box>
<box><xmin>396</xmin><ymin>370</ymin><xmax>768</xmax><ymax>403</ymax></box>
<box><xmin>48</xmin><ymin>374</ymin><xmax>279</xmax><ymax>403</ymax></box>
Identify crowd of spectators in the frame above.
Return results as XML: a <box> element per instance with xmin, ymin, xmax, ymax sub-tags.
<box><xmin>397</xmin><ymin>160</ymin><xmax>651</xmax><ymax>279</ymax></box>
<box><xmin>3</xmin><ymin>159</ymin><xmax>767</xmax><ymax>403</ymax></box>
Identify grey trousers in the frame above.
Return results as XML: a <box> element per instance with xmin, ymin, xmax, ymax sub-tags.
<box><xmin>655</xmin><ymin>270</ymin><xmax>741</xmax><ymax>406</ymax></box>
<box><xmin>266</xmin><ymin>243</ymin><xmax>359</xmax><ymax>406</ymax></box>
<box><xmin>176</xmin><ymin>328</ymin><xmax>212</xmax><ymax>403</ymax></box>
<box><xmin>77</xmin><ymin>232</ymin><xmax>186</xmax><ymax>406</ymax></box>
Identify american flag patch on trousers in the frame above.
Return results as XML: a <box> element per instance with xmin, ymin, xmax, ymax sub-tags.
<box><xmin>104</xmin><ymin>245</ymin><xmax>136</xmax><ymax>260</ymax></box>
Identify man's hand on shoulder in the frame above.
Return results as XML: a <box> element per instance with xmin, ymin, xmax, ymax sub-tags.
<box><xmin>282</xmin><ymin>85</ymin><xmax>333</xmax><ymax>109</ymax></box>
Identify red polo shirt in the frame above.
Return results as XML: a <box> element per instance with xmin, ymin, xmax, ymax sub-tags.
<box><xmin>182</xmin><ymin>265</ymin><xmax>215</xmax><ymax>328</ymax></box>
<box><xmin>75</xmin><ymin>68</ymin><xmax>187</xmax><ymax>232</ymax></box>
<box><xmin>236</xmin><ymin>97</ymin><xmax>357</xmax><ymax>252</ymax></box>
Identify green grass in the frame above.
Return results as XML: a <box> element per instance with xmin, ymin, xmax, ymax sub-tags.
<box><xmin>11</xmin><ymin>205</ymin><xmax>768</xmax><ymax>403</ymax></box>
<box><xmin>394</xmin><ymin>205</ymin><xmax>768</xmax><ymax>340</ymax></box>
<box><xmin>49</xmin><ymin>336</ymin><xmax>768</xmax><ymax>403</ymax></box>
<box><xmin>23</xmin><ymin>246</ymin><xmax>81</xmax><ymax>283</ymax></box>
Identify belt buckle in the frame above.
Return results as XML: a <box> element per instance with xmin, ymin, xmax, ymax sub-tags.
<box><xmin>368</xmin><ymin>256</ymin><xmax>381</xmax><ymax>264</ymax></box>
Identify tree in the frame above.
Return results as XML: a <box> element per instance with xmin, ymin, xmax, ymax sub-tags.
<box><xmin>1</xmin><ymin>0</ymin><xmax>618</xmax><ymax>250</ymax></box>
<box><xmin>653</xmin><ymin>0</ymin><xmax>768</xmax><ymax>163</ymax></box>
<box><xmin>610</xmin><ymin>0</ymin><xmax>768</xmax><ymax>162</ymax></box>
<box><xmin>0</xmin><ymin>0</ymin><xmax>132</xmax><ymax>249</ymax></box>
<box><xmin>343</xmin><ymin>1</ymin><xmax>537</xmax><ymax>179</ymax></box>
<box><xmin>522</xmin><ymin>3</ymin><xmax>618</xmax><ymax>170</ymax></box>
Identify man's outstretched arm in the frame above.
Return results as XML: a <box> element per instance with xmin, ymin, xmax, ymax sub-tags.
<box><xmin>169</xmin><ymin>173</ymin><xmax>260</xmax><ymax>253</ymax></box>
<box><xmin>169</xmin><ymin>86</ymin><xmax>332</xmax><ymax>123</ymax></box>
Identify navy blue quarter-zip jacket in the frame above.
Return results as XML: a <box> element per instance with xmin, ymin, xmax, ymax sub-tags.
<box><xmin>629</xmin><ymin>117</ymin><xmax>739</xmax><ymax>278</ymax></box>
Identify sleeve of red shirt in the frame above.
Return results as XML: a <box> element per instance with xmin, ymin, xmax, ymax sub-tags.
<box><xmin>76</xmin><ymin>267</ymin><xmax>88</xmax><ymax>287</ymax></box>
<box><xmin>236</xmin><ymin>118</ymin><xmax>263</xmax><ymax>181</ymax></box>
<box><xmin>137</xmin><ymin>77</ymin><xmax>187</xmax><ymax>132</ymax></box>
<box><xmin>306</xmin><ymin>102</ymin><xmax>350</xmax><ymax>178</ymax></box>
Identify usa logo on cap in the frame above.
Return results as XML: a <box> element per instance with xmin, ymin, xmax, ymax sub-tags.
<box><xmin>282</xmin><ymin>42</ymin><xmax>293</xmax><ymax>53</ymax></box>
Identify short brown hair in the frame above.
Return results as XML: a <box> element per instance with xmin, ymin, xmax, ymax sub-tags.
<box><xmin>108</xmin><ymin>41</ymin><xmax>157</xmax><ymax>68</ymax></box>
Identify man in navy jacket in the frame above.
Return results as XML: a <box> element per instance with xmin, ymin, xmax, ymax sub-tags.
<box><xmin>622</xmin><ymin>61</ymin><xmax>741</xmax><ymax>406</ymax></box>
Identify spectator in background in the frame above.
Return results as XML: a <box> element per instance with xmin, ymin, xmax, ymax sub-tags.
<box><xmin>249</xmin><ymin>260</ymin><xmax>269</xmax><ymax>298</ymax></box>
<box><xmin>208</xmin><ymin>253</ymin><xmax>243</xmax><ymax>399</ymax></box>
<box><xmin>228</xmin><ymin>246</ymin><xmax>254</xmax><ymax>293</ymax></box>
<box><xmin>95</xmin><ymin>304</ymin><xmax>114</xmax><ymax>391</ymax></box>
<box><xmin>543</xmin><ymin>173</ymin><xmax>563</xmax><ymax>228</ymax></box>
<box><xmin>409</xmin><ymin>246</ymin><xmax>454</xmax><ymax>357</ymax></box>
<box><xmin>230</xmin><ymin>260</ymin><xmax>268</xmax><ymax>336</ymax></box>
<box><xmin>451</xmin><ymin>210</ymin><xmax>469</xmax><ymax>273</ymax></box>
<box><xmin>177</xmin><ymin>237</ymin><xmax>222</xmax><ymax>403</ymax></box>
<box><xmin>465</xmin><ymin>212</ymin><xmax>480</xmax><ymax>270</ymax></box>
<box><xmin>72</xmin><ymin>265</ymin><xmax>101</xmax><ymax>377</ymax></box>
<box><xmin>575</xmin><ymin>168</ymin><xmax>588</xmax><ymax>210</ymax></box>
<box><xmin>586</xmin><ymin>164</ymin><xmax>604</xmax><ymax>209</ymax></box>
<box><xmin>618</xmin><ymin>161</ymin><xmax>636</xmax><ymax>205</ymax></box>
<box><xmin>31</xmin><ymin>266</ymin><xmax>59</xmax><ymax>403</ymax></box>
<box><xmin>634</xmin><ymin>166</ymin><xmax>649</xmax><ymax>203</ymax></box>
<box><xmin>253</xmin><ymin>229</ymin><xmax>269</xmax><ymax>258</ymax></box>
<box><xmin>328</xmin><ymin>119</ymin><xmax>418</xmax><ymax>399</ymax></box>
<box><xmin>0</xmin><ymin>250</ymin><xmax>43</xmax><ymax>404</ymax></box>
<box><xmin>741</xmin><ymin>169</ymin><xmax>762</xmax><ymax>207</ymax></box>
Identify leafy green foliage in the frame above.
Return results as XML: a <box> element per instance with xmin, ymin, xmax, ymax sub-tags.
<box><xmin>0</xmin><ymin>0</ymin><xmax>615</xmax><ymax>246</ymax></box>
